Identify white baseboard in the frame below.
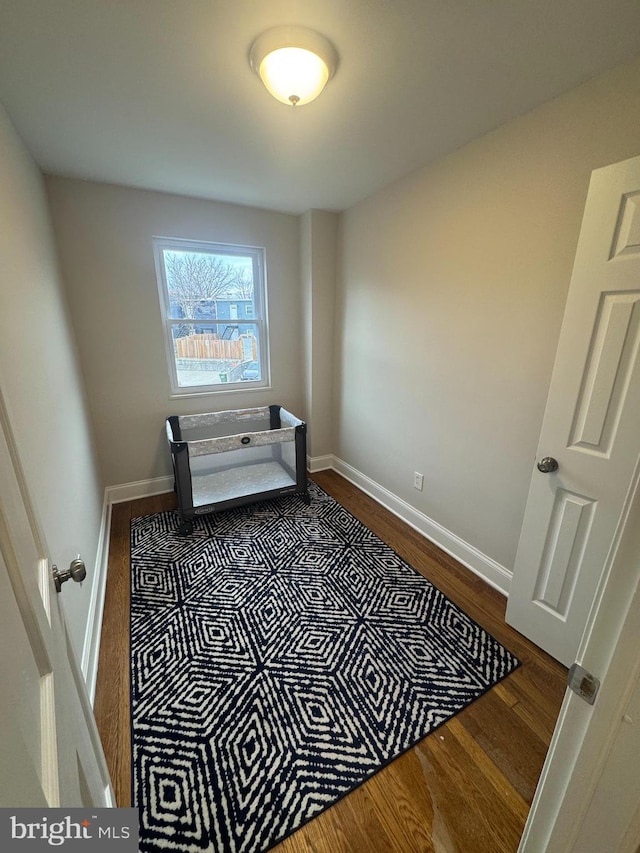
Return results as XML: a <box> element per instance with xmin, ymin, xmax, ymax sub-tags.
<box><xmin>330</xmin><ymin>457</ymin><xmax>512</xmax><ymax>597</ymax></box>
<box><xmin>308</xmin><ymin>454</ymin><xmax>334</xmax><ymax>473</ymax></box>
<box><xmin>105</xmin><ymin>475</ymin><xmax>174</xmax><ymax>505</ymax></box>
<box><xmin>83</xmin><ymin>476</ymin><xmax>174</xmax><ymax>705</ymax></box>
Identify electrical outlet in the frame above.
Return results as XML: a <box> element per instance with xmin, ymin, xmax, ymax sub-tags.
<box><xmin>413</xmin><ymin>472</ymin><xmax>424</xmax><ymax>491</ymax></box>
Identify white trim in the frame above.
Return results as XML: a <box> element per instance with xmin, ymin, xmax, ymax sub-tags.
<box><xmin>105</xmin><ymin>475</ymin><xmax>174</xmax><ymax>505</ymax></box>
<box><xmin>307</xmin><ymin>453</ymin><xmax>334</xmax><ymax>473</ymax></box>
<box><xmin>153</xmin><ymin>237</ymin><xmax>270</xmax><ymax>395</ymax></box>
<box><xmin>82</xmin><ymin>475</ymin><xmax>175</xmax><ymax>706</ymax></box>
<box><xmin>331</xmin><ymin>457</ymin><xmax>512</xmax><ymax>596</ymax></box>
<box><xmin>168</xmin><ymin>383</ymin><xmax>273</xmax><ymax>401</ymax></box>
<box><xmin>81</xmin><ymin>494</ymin><xmax>112</xmax><ymax>705</ymax></box>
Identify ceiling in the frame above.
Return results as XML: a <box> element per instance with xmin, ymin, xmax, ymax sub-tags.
<box><xmin>0</xmin><ymin>1</ymin><xmax>639</xmax><ymax>215</ymax></box>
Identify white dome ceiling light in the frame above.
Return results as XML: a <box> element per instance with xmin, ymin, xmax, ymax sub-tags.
<box><xmin>249</xmin><ymin>26</ymin><xmax>338</xmax><ymax>107</ymax></box>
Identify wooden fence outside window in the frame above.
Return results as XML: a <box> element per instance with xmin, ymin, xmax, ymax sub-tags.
<box><xmin>175</xmin><ymin>333</ymin><xmax>257</xmax><ymax>362</ymax></box>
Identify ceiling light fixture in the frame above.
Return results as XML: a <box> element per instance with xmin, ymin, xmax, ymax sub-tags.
<box><xmin>249</xmin><ymin>25</ymin><xmax>338</xmax><ymax>107</ymax></box>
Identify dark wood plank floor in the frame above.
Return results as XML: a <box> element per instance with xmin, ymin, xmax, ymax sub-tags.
<box><xmin>94</xmin><ymin>470</ymin><xmax>567</xmax><ymax>852</ymax></box>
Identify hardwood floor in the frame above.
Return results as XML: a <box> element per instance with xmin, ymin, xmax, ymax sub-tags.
<box><xmin>94</xmin><ymin>470</ymin><xmax>567</xmax><ymax>852</ymax></box>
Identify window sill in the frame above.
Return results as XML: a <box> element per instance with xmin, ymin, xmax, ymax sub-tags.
<box><xmin>169</xmin><ymin>383</ymin><xmax>273</xmax><ymax>401</ymax></box>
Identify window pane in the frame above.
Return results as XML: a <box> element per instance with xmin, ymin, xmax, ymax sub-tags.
<box><xmin>172</xmin><ymin>323</ymin><xmax>261</xmax><ymax>387</ymax></box>
<box><xmin>155</xmin><ymin>238</ymin><xmax>268</xmax><ymax>394</ymax></box>
<box><xmin>163</xmin><ymin>249</ymin><xmax>255</xmax><ymax>321</ymax></box>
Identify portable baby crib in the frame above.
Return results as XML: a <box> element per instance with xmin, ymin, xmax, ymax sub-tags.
<box><xmin>166</xmin><ymin>405</ymin><xmax>309</xmax><ymax>534</ymax></box>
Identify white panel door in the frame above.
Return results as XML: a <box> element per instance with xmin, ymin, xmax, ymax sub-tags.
<box><xmin>570</xmin><ymin>666</ymin><xmax>640</xmax><ymax>852</ymax></box>
<box><xmin>506</xmin><ymin>153</ymin><xmax>640</xmax><ymax>666</ymax></box>
<box><xmin>0</xmin><ymin>387</ymin><xmax>113</xmax><ymax>806</ymax></box>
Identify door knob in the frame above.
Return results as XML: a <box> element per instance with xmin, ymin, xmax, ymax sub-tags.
<box><xmin>53</xmin><ymin>558</ymin><xmax>86</xmax><ymax>593</ymax></box>
<box><xmin>537</xmin><ymin>456</ymin><xmax>559</xmax><ymax>474</ymax></box>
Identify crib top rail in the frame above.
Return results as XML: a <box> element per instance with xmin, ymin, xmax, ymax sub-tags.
<box><xmin>166</xmin><ymin>405</ymin><xmax>305</xmax><ymax>456</ymax></box>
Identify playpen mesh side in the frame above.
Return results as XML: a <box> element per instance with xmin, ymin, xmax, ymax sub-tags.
<box><xmin>167</xmin><ymin>405</ymin><xmax>305</xmax><ymax>511</ymax></box>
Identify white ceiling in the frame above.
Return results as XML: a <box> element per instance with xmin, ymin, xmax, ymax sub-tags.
<box><xmin>0</xmin><ymin>0</ymin><xmax>639</xmax><ymax>214</ymax></box>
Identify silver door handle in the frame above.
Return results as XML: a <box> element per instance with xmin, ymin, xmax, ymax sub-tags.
<box><xmin>53</xmin><ymin>558</ymin><xmax>86</xmax><ymax>593</ymax></box>
<box><xmin>537</xmin><ymin>456</ymin><xmax>559</xmax><ymax>474</ymax></box>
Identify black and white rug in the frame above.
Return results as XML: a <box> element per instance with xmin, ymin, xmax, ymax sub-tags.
<box><xmin>131</xmin><ymin>481</ymin><xmax>519</xmax><ymax>852</ymax></box>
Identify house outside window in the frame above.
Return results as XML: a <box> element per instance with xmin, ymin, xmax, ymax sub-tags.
<box><xmin>154</xmin><ymin>238</ymin><xmax>269</xmax><ymax>393</ymax></box>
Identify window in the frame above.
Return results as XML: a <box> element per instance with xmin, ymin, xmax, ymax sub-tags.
<box><xmin>154</xmin><ymin>238</ymin><xmax>269</xmax><ymax>393</ymax></box>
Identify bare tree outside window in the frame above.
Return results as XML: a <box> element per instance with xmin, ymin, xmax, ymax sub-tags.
<box><xmin>230</xmin><ymin>268</ymin><xmax>254</xmax><ymax>301</ymax></box>
<box><xmin>165</xmin><ymin>252</ymin><xmax>253</xmax><ymax>328</ymax></box>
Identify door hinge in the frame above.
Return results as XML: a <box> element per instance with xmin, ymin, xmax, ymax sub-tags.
<box><xmin>567</xmin><ymin>662</ymin><xmax>600</xmax><ymax>705</ymax></box>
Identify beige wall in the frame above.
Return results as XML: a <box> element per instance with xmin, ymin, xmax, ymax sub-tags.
<box><xmin>335</xmin><ymin>55</ymin><xmax>640</xmax><ymax>571</ymax></box>
<box><xmin>300</xmin><ymin>210</ymin><xmax>338</xmax><ymax>460</ymax></box>
<box><xmin>0</xmin><ymin>107</ymin><xmax>103</xmax><ymax>663</ymax></box>
<box><xmin>45</xmin><ymin>178</ymin><xmax>303</xmax><ymax>487</ymax></box>
<box><xmin>300</xmin><ymin>212</ymin><xmax>313</xmax><ymax>432</ymax></box>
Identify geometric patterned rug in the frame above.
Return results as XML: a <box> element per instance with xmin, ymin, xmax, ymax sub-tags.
<box><xmin>130</xmin><ymin>481</ymin><xmax>519</xmax><ymax>852</ymax></box>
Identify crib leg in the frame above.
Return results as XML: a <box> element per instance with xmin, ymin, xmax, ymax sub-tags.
<box><xmin>178</xmin><ymin>519</ymin><xmax>193</xmax><ymax>535</ymax></box>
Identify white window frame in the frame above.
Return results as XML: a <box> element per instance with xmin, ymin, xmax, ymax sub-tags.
<box><xmin>153</xmin><ymin>236</ymin><xmax>270</xmax><ymax>396</ymax></box>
